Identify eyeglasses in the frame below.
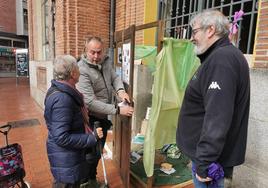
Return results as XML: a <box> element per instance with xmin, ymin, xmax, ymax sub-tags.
<box><xmin>191</xmin><ymin>27</ymin><xmax>204</xmax><ymax>37</ymax></box>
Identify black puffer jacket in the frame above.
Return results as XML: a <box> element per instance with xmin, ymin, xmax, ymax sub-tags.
<box><xmin>44</xmin><ymin>80</ymin><xmax>97</xmax><ymax>183</ymax></box>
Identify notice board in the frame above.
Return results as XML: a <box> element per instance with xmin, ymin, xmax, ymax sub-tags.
<box><xmin>16</xmin><ymin>49</ymin><xmax>29</xmax><ymax>77</ymax></box>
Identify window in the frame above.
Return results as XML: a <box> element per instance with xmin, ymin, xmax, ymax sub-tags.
<box><xmin>0</xmin><ymin>39</ymin><xmax>12</xmax><ymax>47</ymax></box>
<box><xmin>41</xmin><ymin>0</ymin><xmax>51</xmax><ymax>60</ymax></box>
<box><xmin>23</xmin><ymin>9</ymin><xmax>28</xmax><ymax>32</ymax></box>
<box><xmin>159</xmin><ymin>0</ymin><xmax>258</xmax><ymax>54</ymax></box>
<box><xmin>13</xmin><ymin>41</ymin><xmax>26</xmax><ymax>48</ymax></box>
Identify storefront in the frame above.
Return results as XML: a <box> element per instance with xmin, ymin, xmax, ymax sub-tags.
<box><xmin>0</xmin><ymin>47</ymin><xmax>16</xmax><ymax>77</ymax></box>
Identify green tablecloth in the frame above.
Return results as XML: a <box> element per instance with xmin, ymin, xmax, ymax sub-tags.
<box><xmin>130</xmin><ymin>153</ymin><xmax>192</xmax><ymax>186</ymax></box>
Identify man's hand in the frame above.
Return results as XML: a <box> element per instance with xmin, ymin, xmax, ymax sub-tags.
<box><xmin>196</xmin><ymin>174</ymin><xmax>212</xmax><ymax>182</ymax></box>
<box><xmin>119</xmin><ymin>106</ymin><xmax>134</xmax><ymax>116</ymax></box>
<box><xmin>95</xmin><ymin>127</ymin><xmax>103</xmax><ymax>139</ymax></box>
<box><xmin>117</xmin><ymin>90</ymin><xmax>130</xmax><ymax>103</ymax></box>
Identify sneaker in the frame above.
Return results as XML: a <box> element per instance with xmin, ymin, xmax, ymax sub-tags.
<box><xmin>80</xmin><ymin>179</ymin><xmax>106</xmax><ymax>188</ymax></box>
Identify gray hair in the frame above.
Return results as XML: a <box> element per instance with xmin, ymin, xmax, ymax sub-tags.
<box><xmin>53</xmin><ymin>55</ymin><xmax>78</xmax><ymax>81</ymax></box>
<box><xmin>83</xmin><ymin>36</ymin><xmax>104</xmax><ymax>54</ymax></box>
<box><xmin>190</xmin><ymin>9</ymin><xmax>230</xmax><ymax>37</ymax></box>
<box><xmin>85</xmin><ymin>36</ymin><xmax>103</xmax><ymax>46</ymax></box>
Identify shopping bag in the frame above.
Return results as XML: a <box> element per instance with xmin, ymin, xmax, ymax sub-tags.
<box><xmin>0</xmin><ymin>143</ymin><xmax>24</xmax><ymax>177</ymax></box>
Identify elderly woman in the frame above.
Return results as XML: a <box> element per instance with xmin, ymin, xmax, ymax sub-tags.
<box><xmin>44</xmin><ymin>55</ymin><xmax>103</xmax><ymax>188</ymax></box>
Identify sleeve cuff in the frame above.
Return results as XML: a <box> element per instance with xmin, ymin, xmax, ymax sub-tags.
<box><xmin>196</xmin><ymin>164</ymin><xmax>208</xmax><ymax>178</ymax></box>
<box><xmin>116</xmin><ymin>88</ymin><xmax>125</xmax><ymax>93</ymax></box>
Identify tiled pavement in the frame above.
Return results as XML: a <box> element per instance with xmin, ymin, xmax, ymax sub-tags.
<box><xmin>0</xmin><ymin>78</ymin><xmax>124</xmax><ymax>188</ymax></box>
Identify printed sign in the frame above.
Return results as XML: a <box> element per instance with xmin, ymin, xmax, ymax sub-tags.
<box><xmin>16</xmin><ymin>49</ymin><xmax>29</xmax><ymax>77</ymax></box>
<box><xmin>122</xmin><ymin>43</ymin><xmax>131</xmax><ymax>84</ymax></box>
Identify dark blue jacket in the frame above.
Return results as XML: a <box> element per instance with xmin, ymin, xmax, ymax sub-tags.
<box><xmin>44</xmin><ymin>80</ymin><xmax>97</xmax><ymax>183</ymax></box>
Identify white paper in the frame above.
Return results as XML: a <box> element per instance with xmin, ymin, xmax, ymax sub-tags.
<box><xmin>160</xmin><ymin>167</ymin><xmax>176</xmax><ymax>175</ymax></box>
<box><xmin>130</xmin><ymin>151</ymin><xmax>141</xmax><ymax>164</ymax></box>
<box><xmin>122</xmin><ymin>43</ymin><xmax>131</xmax><ymax>84</ymax></box>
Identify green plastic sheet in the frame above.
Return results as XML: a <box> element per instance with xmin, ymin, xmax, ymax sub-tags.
<box><xmin>143</xmin><ymin>38</ymin><xmax>200</xmax><ymax>177</ymax></box>
<box><xmin>134</xmin><ymin>45</ymin><xmax>156</xmax><ymax>60</ymax></box>
<box><xmin>135</xmin><ymin>45</ymin><xmax>157</xmax><ymax>71</ymax></box>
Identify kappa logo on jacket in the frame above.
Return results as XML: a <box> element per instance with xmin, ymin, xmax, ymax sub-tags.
<box><xmin>208</xmin><ymin>81</ymin><xmax>221</xmax><ymax>90</ymax></box>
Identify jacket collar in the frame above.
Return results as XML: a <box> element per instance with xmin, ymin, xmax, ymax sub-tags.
<box><xmin>81</xmin><ymin>54</ymin><xmax>109</xmax><ymax>70</ymax></box>
<box><xmin>51</xmin><ymin>79</ymin><xmax>84</xmax><ymax>106</ymax></box>
<box><xmin>197</xmin><ymin>35</ymin><xmax>231</xmax><ymax>63</ymax></box>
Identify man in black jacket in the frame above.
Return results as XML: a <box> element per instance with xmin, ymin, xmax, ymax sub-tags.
<box><xmin>176</xmin><ymin>10</ymin><xmax>250</xmax><ymax>188</ymax></box>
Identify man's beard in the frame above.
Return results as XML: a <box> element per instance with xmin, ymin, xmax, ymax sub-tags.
<box><xmin>194</xmin><ymin>44</ymin><xmax>207</xmax><ymax>55</ymax></box>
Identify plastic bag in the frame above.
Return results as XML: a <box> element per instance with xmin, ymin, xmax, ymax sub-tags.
<box><xmin>143</xmin><ymin>38</ymin><xmax>200</xmax><ymax>176</ymax></box>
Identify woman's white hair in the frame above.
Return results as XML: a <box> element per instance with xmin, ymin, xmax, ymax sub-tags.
<box><xmin>53</xmin><ymin>55</ymin><xmax>78</xmax><ymax>81</ymax></box>
<box><xmin>190</xmin><ymin>9</ymin><xmax>230</xmax><ymax>37</ymax></box>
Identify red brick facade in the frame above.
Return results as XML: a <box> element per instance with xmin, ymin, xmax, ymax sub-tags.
<box><xmin>28</xmin><ymin>0</ymin><xmax>110</xmax><ymax>60</ymax></box>
<box><xmin>0</xmin><ymin>0</ymin><xmax>16</xmax><ymax>33</ymax></box>
<box><xmin>55</xmin><ymin>0</ymin><xmax>110</xmax><ymax>58</ymax></box>
<box><xmin>115</xmin><ymin>0</ymin><xmax>145</xmax><ymax>45</ymax></box>
<box><xmin>254</xmin><ymin>0</ymin><xmax>268</xmax><ymax>68</ymax></box>
<box><xmin>28</xmin><ymin>1</ymin><xmax>267</xmax><ymax>69</ymax></box>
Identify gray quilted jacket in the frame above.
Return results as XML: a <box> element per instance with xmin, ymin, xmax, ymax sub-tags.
<box><xmin>76</xmin><ymin>55</ymin><xmax>124</xmax><ymax>119</ymax></box>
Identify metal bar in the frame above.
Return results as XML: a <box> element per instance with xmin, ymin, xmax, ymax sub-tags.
<box><xmin>175</xmin><ymin>0</ymin><xmax>180</xmax><ymax>31</ymax></box>
<box><xmin>229</xmin><ymin>0</ymin><xmax>233</xmax><ymax>20</ymax></box>
<box><xmin>213</xmin><ymin>0</ymin><xmax>253</xmax><ymax>10</ymax></box>
<box><xmin>220</xmin><ymin>0</ymin><xmax>224</xmax><ymax>12</ymax></box>
<box><xmin>194</xmin><ymin>0</ymin><xmax>197</xmax><ymax>12</ymax></box>
<box><xmin>182</xmin><ymin>0</ymin><xmax>186</xmax><ymax>26</ymax></box>
<box><xmin>206</xmin><ymin>0</ymin><xmax>209</xmax><ymax>9</ymax></box>
<box><xmin>186</xmin><ymin>0</ymin><xmax>194</xmax><ymax>38</ymax></box>
<box><xmin>169</xmin><ymin>0</ymin><xmax>174</xmax><ymax>36</ymax></box>
<box><xmin>212</xmin><ymin>0</ymin><xmax>215</xmax><ymax>8</ymax></box>
<box><xmin>247</xmin><ymin>0</ymin><xmax>256</xmax><ymax>53</ymax></box>
<box><xmin>169</xmin><ymin>0</ymin><xmax>174</xmax><ymax>19</ymax></box>
<box><xmin>198</xmin><ymin>0</ymin><xmax>204</xmax><ymax>12</ymax></box>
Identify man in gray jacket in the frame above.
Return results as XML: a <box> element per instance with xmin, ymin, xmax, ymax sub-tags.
<box><xmin>77</xmin><ymin>36</ymin><xmax>133</xmax><ymax>187</ymax></box>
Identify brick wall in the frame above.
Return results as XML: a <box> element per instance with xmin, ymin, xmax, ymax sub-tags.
<box><xmin>115</xmin><ymin>0</ymin><xmax>144</xmax><ymax>45</ymax></box>
<box><xmin>28</xmin><ymin>0</ymin><xmax>110</xmax><ymax>60</ymax></box>
<box><xmin>0</xmin><ymin>0</ymin><xmax>16</xmax><ymax>33</ymax></box>
<box><xmin>55</xmin><ymin>0</ymin><xmax>110</xmax><ymax>58</ymax></box>
<box><xmin>254</xmin><ymin>0</ymin><xmax>268</xmax><ymax>68</ymax></box>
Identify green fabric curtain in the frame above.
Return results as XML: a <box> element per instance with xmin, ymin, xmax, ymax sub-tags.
<box><xmin>143</xmin><ymin>38</ymin><xmax>200</xmax><ymax>177</ymax></box>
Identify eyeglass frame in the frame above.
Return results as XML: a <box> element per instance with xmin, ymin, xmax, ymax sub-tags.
<box><xmin>191</xmin><ymin>27</ymin><xmax>205</xmax><ymax>37</ymax></box>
